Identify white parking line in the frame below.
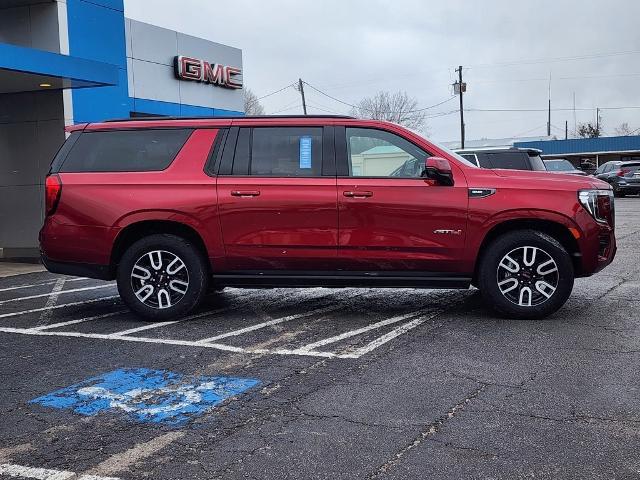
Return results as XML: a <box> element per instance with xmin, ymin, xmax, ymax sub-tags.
<box><xmin>0</xmin><ymin>284</ymin><xmax>115</xmax><ymax>305</ymax></box>
<box><xmin>108</xmin><ymin>321</ymin><xmax>182</xmax><ymax>336</ymax></box>
<box><xmin>0</xmin><ymin>277</ymin><xmax>86</xmax><ymax>293</ymax></box>
<box><xmin>108</xmin><ymin>304</ymin><xmax>244</xmax><ymax>337</ymax></box>
<box><xmin>31</xmin><ymin>311</ymin><xmax>129</xmax><ymax>331</ymax></box>
<box><xmin>350</xmin><ymin>309</ymin><xmax>448</xmax><ymax>357</ymax></box>
<box><xmin>295</xmin><ymin>309</ymin><xmax>425</xmax><ymax>353</ymax></box>
<box><xmin>0</xmin><ymin>296</ymin><xmax>120</xmax><ymax>319</ymax></box>
<box><xmin>195</xmin><ymin>304</ymin><xmax>340</xmax><ymax>343</ymax></box>
<box><xmin>0</xmin><ymin>463</ymin><xmax>119</xmax><ymax>480</ymax></box>
<box><xmin>37</xmin><ymin>278</ymin><xmax>66</xmax><ymax>325</ymax></box>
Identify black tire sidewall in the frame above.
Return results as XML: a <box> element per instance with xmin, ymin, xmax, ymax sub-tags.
<box><xmin>116</xmin><ymin>234</ymin><xmax>209</xmax><ymax>321</ymax></box>
<box><xmin>478</xmin><ymin>230</ymin><xmax>574</xmax><ymax>320</ymax></box>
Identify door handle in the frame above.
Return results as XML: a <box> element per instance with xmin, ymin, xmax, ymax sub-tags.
<box><xmin>231</xmin><ymin>190</ymin><xmax>261</xmax><ymax>197</ymax></box>
<box><xmin>343</xmin><ymin>191</ymin><xmax>373</xmax><ymax>198</ymax></box>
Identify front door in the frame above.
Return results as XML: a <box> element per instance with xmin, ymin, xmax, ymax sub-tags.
<box><xmin>217</xmin><ymin>126</ymin><xmax>338</xmax><ymax>271</ymax></box>
<box><xmin>336</xmin><ymin>126</ymin><xmax>469</xmax><ymax>273</ymax></box>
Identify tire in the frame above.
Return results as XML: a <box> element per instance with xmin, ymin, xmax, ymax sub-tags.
<box><xmin>116</xmin><ymin>234</ymin><xmax>209</xmax><ymax>321</ymax></box>
<box><xmin>477</xmin><ymin>230</ymin><xmax>574</xmax><ymax>320</ymax></box>
<box><xmin>613</xmin><ymin>189</ymin><xmax>626</xmax><ymax>198</ymax></box>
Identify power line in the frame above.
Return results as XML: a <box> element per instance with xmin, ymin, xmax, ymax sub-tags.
<box><xmin>511</xmin><ymin>124</ymin><xmax>548</xmax><ymax>138</ymax></box>
<box><xmin>468</xmin><ymin>105</ymin><xmax>640</xmax><ymax>113</ymax></box>
<box><xmin>269</xmin><ymin>100</ymin><xmax>302</xmax><ymax>115</ymax></box>
<box><xmin>257</xmin><ymin>83</ymin><xmax>296</xmax><ymax>100</ymax></box>
<box><xmin>469</xmin><ymin>72</ymin><xmax>640</xmax><ymax>85</ymax></box>
<box><xmin>302</xmin><ymin>80</ymin><xmax>457</xmax><ymax>114</ymax></box>
<box><xmin>466</xmin><ymin>49</ymin><xmax>640</xmax><ymax>69</ymax></box>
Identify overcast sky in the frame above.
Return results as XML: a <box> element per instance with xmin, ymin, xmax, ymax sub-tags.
<box><xmin>125</xmin><ymin>0</ymin><xmax>640</xmax><ymax>142</ymax></box>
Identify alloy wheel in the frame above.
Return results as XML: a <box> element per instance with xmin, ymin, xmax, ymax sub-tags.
<box><xmin>496</xmin><ymin>246</ymin><xmax>559</xmax><ymax>307</ymax></box>
<box><xmin>130</xmin><ymin>250</ymin><xmax>190</xmax><ymax>309</ymax></box>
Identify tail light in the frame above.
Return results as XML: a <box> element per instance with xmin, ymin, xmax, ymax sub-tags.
<box><xmin>578</xmin><ymin>189</ymin><xmax>615</xmax><ymax>228</ymax></box>
<box><xmin>45</xmin><ymin>174</ymin><xmax>62</xmax><ymax>215</ymax></box>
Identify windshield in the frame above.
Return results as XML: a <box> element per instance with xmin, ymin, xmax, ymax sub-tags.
<box><xmin>430</xmin><ymin>141</ymin><xmax>480</xmax><ymax>168</ymax></box>
<box><xmin>544</xmin><ymin>159</ymin><xmax>575</xmax><ymax>171</ymax></box>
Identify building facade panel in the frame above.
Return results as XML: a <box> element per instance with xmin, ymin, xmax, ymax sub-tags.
<box><xmin>0</xmin><ymin>0</ymin><xmax>245</xmax><ymax>256</ymax></box>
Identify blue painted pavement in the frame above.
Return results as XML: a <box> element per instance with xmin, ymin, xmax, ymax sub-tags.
<box><xmin>30</xmin><ymin>368</ymin><xmax>260</xmax><ymax>426</ymax></box>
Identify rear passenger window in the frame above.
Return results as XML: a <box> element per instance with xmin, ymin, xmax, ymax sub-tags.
<box><xmin>250</xmin><ymin>127</ymin><xmax>322</xmax><ymax>177</ymax></box>
<box><xmin>486</xmin><ymin>152</ymin><xmax>530</xmax><ymax>170</ymax></box>
<box><xmin>60</xmin><ymin>129</ymin><xmax>193</xmax><ymax>172</ymax></box>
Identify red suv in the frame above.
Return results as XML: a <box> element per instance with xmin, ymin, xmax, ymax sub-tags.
<box><xmin>40</xmin><ymin>116</ymin><xmax>616</xmax><ymax>320</ymax></box>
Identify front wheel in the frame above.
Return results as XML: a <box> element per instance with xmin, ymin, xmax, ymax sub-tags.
<box><xmin>477</xmin><ymin>230</ymin><xmax>574</xmax><ymax>319</ymax></box>
<box><xmin>117</xmin><ymin>234</ymin><xmax>209</xmax><ymax>321</ymax></box>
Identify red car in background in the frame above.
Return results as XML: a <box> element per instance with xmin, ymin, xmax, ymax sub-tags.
<box><xmin>40</xmin><ymin>116</ymin><xmax>616</xmax><ymax>320</ymax></box>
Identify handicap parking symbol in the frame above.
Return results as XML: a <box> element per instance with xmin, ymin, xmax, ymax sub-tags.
<box><xmin>30</xmin><ymin>368</ymin><xmax>260</xmax><ymax>426</ymax></box>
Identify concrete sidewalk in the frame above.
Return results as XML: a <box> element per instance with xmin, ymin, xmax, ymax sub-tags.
<box><xmin>0</xmin><ymin>262</ymin><xmax>46</xmax><ymax>278</ymax></box>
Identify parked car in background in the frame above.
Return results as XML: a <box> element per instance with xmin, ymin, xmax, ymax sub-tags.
<box><xmin>543</xmin><ymin>159</ymin><xmax>588</xmax><ymax>176</ymax></box>
<box><xmin>455</xmin><ymin>147</ymin><xmax>547</xmax><ymax>172</ymax></box>
<box><xmin>41</xmin><ymin>116</ymin><xmax>616</xmax><ymax>321</ymax></box>
<box><xmin>594</xmin><ymin>160</ymin><xmax>640</xmax><ymax>197</ymax></box>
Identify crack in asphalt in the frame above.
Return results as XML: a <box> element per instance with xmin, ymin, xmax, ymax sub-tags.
<box><xmin>367</xmin><ymin>383</ymin><xmax>488</xmax><ymax>478</ymax></box>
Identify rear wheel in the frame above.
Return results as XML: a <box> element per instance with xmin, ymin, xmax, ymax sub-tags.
<box><xmin>117</xmin><ymin>234</ymin><xmax>209</xmax><ymax>321</ymax></box>
<box><xmin>477</xmin><ymin>230</ymin><xmax>574</xmax><ymax>319</ymax></box>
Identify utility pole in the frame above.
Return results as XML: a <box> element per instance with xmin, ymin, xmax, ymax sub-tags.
<box><xmin>596</xmin><ymin>107</ymin><xmax>600</xmax><ymax>134</ymax></box>
<box><xmin>298</xmin><ymin>78</ymin><xmax>307</xmax><ymax>115</ymax></box>
<box><xmin>454</xmin><ymin>66</ymin><xmax>466</xmax><ymax>149</ymax></box>
<box><xmin>547</xmin><ymin>73</ymin><xmax>551</xmax><ymax>136</ymax></box>
<box><xmin>573</xmin><ymin>92</ymin><xmax>578</xmax><ymax>137</ymax></box>
<box><xmin>565</xmin><ymin>120</ymin><xmax>568</xmax><ymax>140</ymax></box>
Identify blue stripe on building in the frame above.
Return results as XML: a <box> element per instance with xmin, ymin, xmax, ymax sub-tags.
<box><xmin>516</xmin><ymin>136</ymin><xmax>640</xmax><ymax>156</ymax></box>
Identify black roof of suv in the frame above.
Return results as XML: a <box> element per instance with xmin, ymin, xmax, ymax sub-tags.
<box><xmin>455</xmin><ymin>147</ymin><xmax>547</xmax><ymax>171</ymax></box>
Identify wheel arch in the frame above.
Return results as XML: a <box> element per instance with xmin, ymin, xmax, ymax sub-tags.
<box><xmin>472</xmin><ymin>218</ymin><xmax>582</xmax><ymax>285</ymax></box>
<box><xmin>110</xmin><ymin>220</ymin><xmax>210</xmax><ymax>277</ymax></box>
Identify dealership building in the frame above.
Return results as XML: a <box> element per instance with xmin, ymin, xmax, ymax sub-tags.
<box><xmin>0</xmin><ymin>0</ymin><xmax>243</xmax><ymax>258</ymax></box>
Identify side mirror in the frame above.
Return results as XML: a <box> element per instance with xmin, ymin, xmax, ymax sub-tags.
<box><xmin>425</xmin><ymin>157</ymin><xmax>454</xmax><ymax>186</ymax></box>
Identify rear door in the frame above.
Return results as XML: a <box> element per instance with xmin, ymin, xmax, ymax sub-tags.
<box><xmin>335</xmin><ymin>126</ymin><xmax>469</xmax><ymax>273</ymax></box>
<box><xmin>216</xmin><ymin>126</ymin><xmax>338</xmax><ymax>271</ymax></box>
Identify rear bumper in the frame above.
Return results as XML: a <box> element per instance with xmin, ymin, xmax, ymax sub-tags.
<box><xmin>41</xmin><ymin>254</ymin><xmax>112</xmax><ymax>280</ymax></box>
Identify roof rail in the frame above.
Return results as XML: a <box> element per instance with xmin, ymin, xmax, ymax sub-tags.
<box><xmin>103</xmin><ymin>114</ymin><xmax>354</xmax><ymax>122</ymax></box>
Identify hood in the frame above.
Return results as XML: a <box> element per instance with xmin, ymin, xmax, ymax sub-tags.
<box><xmin>486</xmin><ymin>168</ymin><xmax>610</xmax><ymax>190</ymax></box>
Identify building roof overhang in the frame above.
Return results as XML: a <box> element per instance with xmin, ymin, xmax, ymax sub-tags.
<box><xmin>0</xmin><ymin>42</ymin><xmax>118</xmax><ymax>94</ymax></box>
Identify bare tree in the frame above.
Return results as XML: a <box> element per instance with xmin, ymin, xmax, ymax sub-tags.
<box><xmin>577</xmin><ymin>111</ymin><xmax>603</xmax><ymax>138</ymax></box>
<box><xmin>577</xmin><ymin>123</ymin><xmax>602</xmax><ymax>138</ymax></box>
<box><xmin>614</xmin><ymin>122</ymin><xmax>633</xmax><ymax>136</ymax></box>
<box><xmin>350</xmin><ymin>91</ymin><xmax>428</xmax><ymax>132</ymax></box>
<box><xmin>243</xmin><ymin>88</ymin><xmax>265</xmax><ymax>115</ymax></box>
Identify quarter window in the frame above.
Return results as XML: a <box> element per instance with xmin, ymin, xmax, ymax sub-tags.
<box><xmin>249</xmin><ymin>127</ymin><xmax>322</xmax><ymax>177</ymax></box>
<box><xmin>486</xmin><ymin>152</ymin><xmax>530</xmax><ymax>170</ymax></box>
<box><xmin>60</xmin><ymin>129</ymin><xmax>193</xmax><ymax>172</ymax></box>
<box><xmin>346</xmin><ymin>128</ymin><xmax>429</xmax><ymax>178</ymax></box>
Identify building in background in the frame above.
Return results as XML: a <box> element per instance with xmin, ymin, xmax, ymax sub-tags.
<box><xmin>515</xmin><ymin>136</ymin><xmax>640</xmax><ymax>173</ymax></box>
<box><xmin>0</xmin><ymin>0</ymin><xmax>243</xmax><ymax>258</ymax></box>
<box><xmin>441</xmin><ymin>135</ymin><xmax>556</xmax><ymax>150</ymax></box>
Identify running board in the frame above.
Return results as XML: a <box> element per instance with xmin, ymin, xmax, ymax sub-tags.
<box><xmin>213</xmin><ymin>272</ymin><xmax>471</xmax><ymax>289</ymax></box>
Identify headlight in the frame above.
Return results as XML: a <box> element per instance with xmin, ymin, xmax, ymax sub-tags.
<box><xmin>578</xmin><ymin>189</ymin><xmax>615</xmax><ymax>227</ymax></box>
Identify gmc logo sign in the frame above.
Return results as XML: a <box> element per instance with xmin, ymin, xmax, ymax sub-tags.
<box><xmin>174</xmin><ymin>55</ymin><xmax>243</xmax><ymax>89</ymax></box>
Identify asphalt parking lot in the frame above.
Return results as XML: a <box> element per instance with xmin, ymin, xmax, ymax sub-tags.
<box><xmin>1</xmin><ymin>199</ymin><xmax>639</xmax><ymax>480</ymax></box>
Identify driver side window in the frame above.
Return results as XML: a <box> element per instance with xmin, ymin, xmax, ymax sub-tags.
<box><xmin>346</xmin><ymin>128</ymin><xmax>430</xmax><ymax>178</ymax></box>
